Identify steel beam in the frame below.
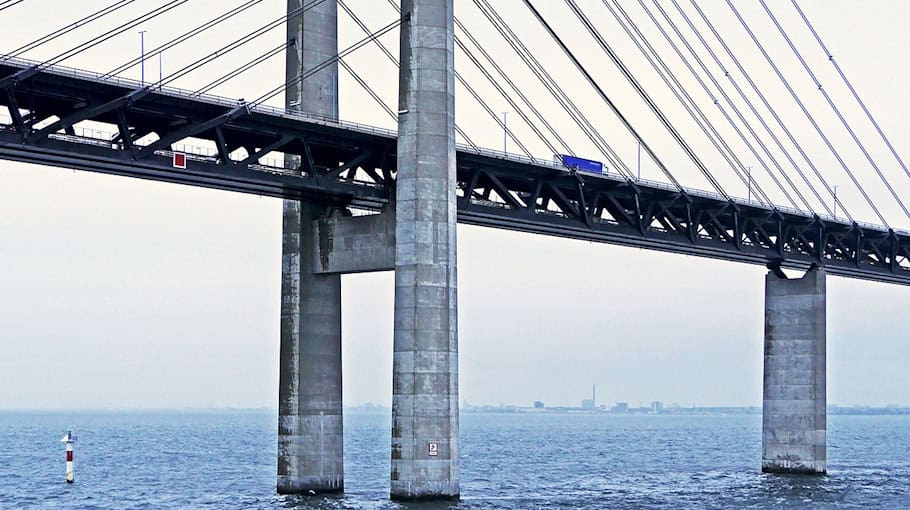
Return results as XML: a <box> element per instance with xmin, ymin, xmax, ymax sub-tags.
<box><xmin>1</xmin><ymin>57</ymin><xmax>910</xmax><ymax>285</ymax></box>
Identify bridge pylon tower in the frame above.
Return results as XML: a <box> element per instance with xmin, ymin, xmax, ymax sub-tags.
<box><xmin>277</xmin><ymin>0</ymin><xmax>344</xmax><ymax>495</ymax></box>
<box><xmin>276</xmin><ymin>0</ymin><xmax>460</xmax><ymax>500</ymax></box>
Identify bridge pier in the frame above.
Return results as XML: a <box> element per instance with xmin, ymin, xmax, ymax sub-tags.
<box><xmin>390</xmin><ymin>0</ymin><xmax>460</xmax><ymax>500</ymax></box>
<box><xmin>762</xmin><ymin>267</ymin><xmax>826</xmax><ymax>474</ymax></box>
<box><xmin>278</xmin><ymin>203</ymin><xmax>344</xmax><ymax>494</ymax></box>
<box><xmin>277</xmin><ymin>0</ymin><xmax>343</xmax><ymax>494</ymax></box>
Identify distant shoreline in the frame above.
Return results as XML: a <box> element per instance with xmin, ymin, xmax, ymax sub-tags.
<box><xmin>460</xmin><ymin>406</ymin><xmax>910</xmax><ymax>416</ymax></box>
<box><xmin>2</xmin><ymin>405</ymin><xmax>910</xmax><ymax>416</ymax></box>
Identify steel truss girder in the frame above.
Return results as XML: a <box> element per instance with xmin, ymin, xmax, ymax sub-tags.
<box><xmin>2</xmin><ymin>59</ymin><xmax>910</xmax><ymax>285</ymax></box>
<box><xmin>0</xmin><ymin>130</ymin><xmax>388</xmax><ymax>207</ymax></box>
<box><xmin>0</xmin><ymin>62</ymin><xmax>391</xmax><ymax>208</ymax></box>
<box><xmin>454</xmin><ymin>159</ymin><xmax>910</xmax><ymax>285</ymax></box>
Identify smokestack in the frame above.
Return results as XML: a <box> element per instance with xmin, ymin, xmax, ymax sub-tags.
<box><xmin>592</xmin><ymin>385</ymin><xmax>596</xmax><ymax>407</ymax></box>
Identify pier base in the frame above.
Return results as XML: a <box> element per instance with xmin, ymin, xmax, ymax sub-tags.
<box><xmin>762</xmin><ymin>267</ymin><xmax>826</xmax><ymax>474</ymax></box>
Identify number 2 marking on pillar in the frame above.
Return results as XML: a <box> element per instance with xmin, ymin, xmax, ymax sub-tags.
<box><xmin>428</xmin><ymin>442</ymin><xmax>438</xmax><ymax>457</ymax></box>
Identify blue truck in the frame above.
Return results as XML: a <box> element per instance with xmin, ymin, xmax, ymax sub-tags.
<box><xmin>558</xmin><ymin>154</ymin><xmax>605</xmax><ymax>175</ymax></box>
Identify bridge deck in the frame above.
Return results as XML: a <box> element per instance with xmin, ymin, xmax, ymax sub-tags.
<box><xmin>2</xmin><ymin>56</ymin><xmax>909</xmax><ymax>284</ymax></box>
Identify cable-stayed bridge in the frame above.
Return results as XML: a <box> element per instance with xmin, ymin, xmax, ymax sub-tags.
<box><xmin>1</xmin><ymin>0</ymin><xmax>908</xmax><ymax>500</ymax></box>
<box><xmin>4</xmin><ymin>54</ymin><xmax>909</xmax><ymax>283</ymax></box>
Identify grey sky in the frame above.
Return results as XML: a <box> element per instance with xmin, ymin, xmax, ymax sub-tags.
<box><xmin>1</xmin><ymin>0</ymin><xmax>910</xmax><ymax>410</ymax></box>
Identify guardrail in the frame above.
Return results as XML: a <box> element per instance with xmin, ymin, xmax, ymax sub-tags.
<box><xmin>1</xmin><ymin>55</ymin><xmax>904</xmax><ymax>236</ymax></box>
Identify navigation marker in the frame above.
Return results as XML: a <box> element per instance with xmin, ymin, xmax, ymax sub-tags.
<box><xmin>60</xmin><ymin>431</ymin><xmax>76</xmax><ymax>483</ymax></box>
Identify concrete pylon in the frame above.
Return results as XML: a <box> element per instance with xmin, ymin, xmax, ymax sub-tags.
<box><xmin>391</xmin><ymin>0</ymin><xmax>460</xmax><ymax>500</ymax></box>
<box><xmin>762</xmin><ymin>267</ymin><xmax>826</xmax><ymax>474</ymax></box>
<box><xmin>277</xmin><ymin>0</ymin><xmax>343</xmax><ymax>494</ymax></box>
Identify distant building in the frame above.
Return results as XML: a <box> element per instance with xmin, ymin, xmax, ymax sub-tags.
<box><xmin>650</xmin><ymin>401</ymin><xmax>663</xmax><ymax>413</ymax></box>
<box><xmin>534</xmin><ymin>401</ymin><xmax>544</xmax><ymax>409</ymax></box>
<box><xmin>614</xmin><ymin>402</ymin><xmax>629</xmax><ymax>412</ymax></box>
<box><xmin>581</xmin><ymin>384</ymin><xmax>597</xmax><ymax>410</ymax></box>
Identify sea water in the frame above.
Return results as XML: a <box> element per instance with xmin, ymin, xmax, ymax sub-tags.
<box><xmin>1</xmin><ymin>411</ymin><xmax>909</xmax><ymax>509</ymax></box>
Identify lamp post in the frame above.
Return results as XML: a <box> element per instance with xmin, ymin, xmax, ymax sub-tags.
<box><xmin>637</xmin><ymin>141</ymin><xmax>641</xmax><ymax>180</ymax></box>
<box><xmin>139</xmin><ymin>30</ymin><xmax>147</xmax><ymax>86</ymax></box>
<box><xmin>833</xmin><ymin>185</ymin><xmax>839</xmax><ymax>218</ymax></box>
<box><xmin>747</xmin><ymin>165</ymin><xmax>752</xmax><ymax>203</ymax></box>
<box><xmin>502</xmin><ymin>111</ymin><xmax>508</xmax><ymax>155</ymax></box>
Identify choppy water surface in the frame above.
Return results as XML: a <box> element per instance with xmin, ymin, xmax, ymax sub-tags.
<box><xmin>2</xmin><ymin>411</ymin><xmax>909</xmax><ymax>509</ymax></box>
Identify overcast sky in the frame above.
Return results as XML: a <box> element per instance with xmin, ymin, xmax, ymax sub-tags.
<box><xmin>2</xmin><ymin>0</ymin><xmax>910</xmax><ymax>410</ymax></box>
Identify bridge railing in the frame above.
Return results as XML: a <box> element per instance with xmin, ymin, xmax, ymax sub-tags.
<box><xmin>1</xmin><ymin>54</ymin><xmax>902</xmax><ymax>235</ymax></box>
<box><xmin>0</xmin><ymin>55</ymin><xmax>403</xmax><ymax>140</ymax></box>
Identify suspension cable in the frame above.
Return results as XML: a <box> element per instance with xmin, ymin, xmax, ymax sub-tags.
<box><xmin>476</xmin><ymin>0</ymin><xmax>633</xmax><ymax>178</ymax></box>
<box><xmin>646</xmin><ymin>0</ymin><xmax>819</xmax><ymax>213</ymax></box>
<box><xmin>455</xmin><ymin>32</ymin><xmax>560</xmax><ymax>156</ymax></box>
<box><xmin>453</xmin><ymin>15</ymin><xmax>573</xmax><ymax>156</ymax></box>
<box><xmin>636</xmin><ymin>0</ymin><xmax>815</xmax><ymax>211</ymax></box>
<box><xmin>379</xmin><ymin>0</ymin><xmax>534</xmax><ymax>158</ymax></box>
<box><xmin>343</xmin><ymin>55</ymin><xmax>489</xmax><ymax>150</ymax></box>
<box><xmin>685</xmin><ymin>0</ymin><xmax>847</xmax><ymax>221</ymax></box>
<box><xmin>103</xmin><ymin>0</ymin><xmax>262</xmax><ymax>78</ymax></box>
<box><xmin>564</xmin><ymin>0</ymin><xmax>727</xmax><ymax>198</ymax></box>
<box><xmin>761</xmin><ymin>0</ymin><xmax>910</xmax><ymax>220</ymax></box>
<box><xmin>151</xmin><ymin>0</ymin><xmax>326</xmax><ymax>89</ymax></box>
<box><xmin>526</xmin><ymin>0</ymin><xmax>683</xmax><ymax>190</ymax></box>
<box><xmin>193</xmin><ymin>40</ymin><xmax>291</xmax><ymax>96</ymax></box>
<box><xmin>474</xmin><ymin>0</ymin><xmax>635</xmax><ymax>180</ymax></box>
<box><xmin>792</xmin><ymin>1</ymin><xmax>910</xmax><ymax>194</ymax></box>
<box><xmin>41</xmin><ymin>0</ymin><xmax>192</xmax><ymax>68</ymax></box>
<box><xmin>343</xmin><ymin>0</ymin><xmax>522</xmax><ymax>156</ymax></box>
<box><xmin>0</xmin><ymin>0</ymin><xmax>26</xmax><ymax>14</ymax></box>
<box><xmin>727</xmin><ymin>1</ymin><xmax>888</xmax><ymax>227</ymax></box>
<box><xmin>2</xmin><ymin>0</ymin><xmax>137</xmax><ymax>60</ymax></box>
<box><xmin>251</xmin><ymin>17</ymin><xmax>401</xmax><ymax>107</ymax></box>
<box><xmin>604</xmin><ymin>0</ymin><xmax>775</xmax><ymax>206</ymax></box>
<box><xmin>340</xmin><ymin>61</ymin><xmax>395</xmax><ymax>122</ymax></box>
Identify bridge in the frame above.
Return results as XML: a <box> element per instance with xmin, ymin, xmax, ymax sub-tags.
<box><xmin>1</xmin><ymin>0</ymin><xmax>907</xmax><ymax>500</ymax></box>
<box><xmin>3</xmin><ymin>55</ymin><xmax>909</xmax><ymax>283</ymax></box>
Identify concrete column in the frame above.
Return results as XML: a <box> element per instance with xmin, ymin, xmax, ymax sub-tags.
<box><xmin>390</xmin><ymin>0</ymin><xmax>460</xmax><ymax>500</ymax></box>
<box><xmin>762</xmin><ymin>267</ymin><xmax>826</xmax><ymax>474</ymax></box>
<box><xmin>277</xmin><ymin>0</ymin><xmax>343</xmax><ymax>494</ymax></box>
<box><xmin>284</xmin><ymin>0</ymin><xmax>338</xmax><ymax>116</ymax></box>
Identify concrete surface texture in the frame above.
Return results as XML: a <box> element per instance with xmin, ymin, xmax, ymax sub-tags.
<box><xmin>390</xmin><ymin>0</ymin><xmax>461</xmax><ymax>500</ymax></box>
<box><xmin>277</xmin><ymin>0</ymin><xmax>344</xmax><ymax>494</ymax></box>
<box><xmin>312</xmin><ymin>206</ymin><xmax>396</xmax><ymax>275</ymax></box>
<box><xmin>762</xmin><ymin>267</ymin><xmax>826</xmax><ymax>474</ymax></box>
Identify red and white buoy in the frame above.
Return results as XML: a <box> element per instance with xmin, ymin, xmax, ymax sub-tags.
<box><xmin>61</xmin><ymin>431</ymin><xmax>76</xmax><ymax>483</ymax></box>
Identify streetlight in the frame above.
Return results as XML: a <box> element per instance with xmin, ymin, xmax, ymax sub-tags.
<box><xmin>637</xmin><ymin>140</ymin><xmax>641</xmax><ymax>180</ymax></box>
<box><xmin>139</xmin><ymin>30</ymin><xmax>147</xmax><ymax>86</ymax></box>
<box><xmin>501</xmin><ymin>111</ymin><xmax>508</xmax><ymax>155</ymax></box>
<box><xmin>746</xmin><ymin>165</ymin><xmax>752</xmax><ymax>203</ymax></box>
<box><xmin>833</xmin><ymin>185</ymin><xmax>839</xmax><ymax>218</ymax></box>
